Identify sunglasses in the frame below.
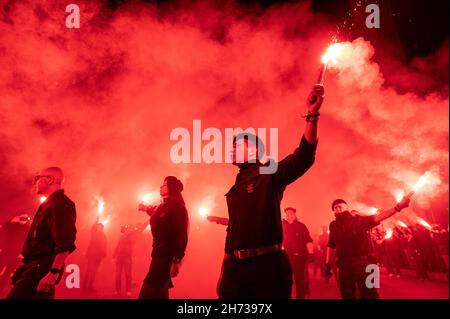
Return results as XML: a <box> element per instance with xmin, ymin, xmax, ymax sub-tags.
<box><xmin>33</xmin><ymin>175</ymin><xmax>52</xmax><ymax>184</ymax></box>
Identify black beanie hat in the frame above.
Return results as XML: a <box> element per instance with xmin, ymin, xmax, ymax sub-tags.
<box><xmin>331</xmin><ymin>199</ymin><xmax>347</xmax><ymax>211</ymax></box>
<box><xmin>164</xmin><ymin>176</ymin><xmax>183</xmax><ymax>194</ymax></box>
<box><xmin>232</xmin><ymin>132</ymin><xmax>265</xmax><ymax>159</ymax></box>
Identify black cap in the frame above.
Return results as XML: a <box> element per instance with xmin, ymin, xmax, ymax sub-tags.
<box><xmin>284</xmin><ymin>207</ymin><xmax>296</xmax><ymax>213</ymax></box>
<box><xmin>232</xmin><ymin>132</ymin><xmax>265</xmax><ymax>159</ymax></box>
<box><xmin>331</xmin><ymin>199</ymin><xmax>347</xmax><ymax>211</ymax></box>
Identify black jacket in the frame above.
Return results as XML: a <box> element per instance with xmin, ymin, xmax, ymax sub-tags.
<box><xmin>87</xmin><ymin>224</ymin><xmax>107</xmax><ymax>259</ymax></box>
<box><xmin>22</xmin><ymin>189</ymin><xmax>77</xmax><ymax>262</ymax></box>
<box><xmin>282</xmin><ymin>219</ymin><xmax>313</xmax><ymax>257</ymax></box>
<box><xmin>150</xmin><ymin>197</ymin><xmax>189</xmax><ymax>261</ymax></box>
<box><xmin>225</xmin><ymin>135</ymin><xmax>317</xmax><ymax>254</ymax></box>
<box><xmin>328</xmin><ymin>211</ymin><xmax>379</xmax><ymax>260</ymax></box>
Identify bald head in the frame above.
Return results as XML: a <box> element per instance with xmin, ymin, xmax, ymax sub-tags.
<box><xmin>41</xmin><ymin>167</ymin><xmax>64</xmax><ymax>185</ymax></box>
<box><xmin>34</xmin><ymin>166</ymin><xmax>64</xmax><ymax>195</ymax></box>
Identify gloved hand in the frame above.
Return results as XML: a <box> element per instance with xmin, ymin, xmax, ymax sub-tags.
<box><xmin>325</xmin><ymin>263</ymin><xmax>333</xmax><ymax>278</ymax></box>
<box><xmin>395</xmin><ymin>196</ymin><xmax>410</xmax><ymax>211</ymax></box>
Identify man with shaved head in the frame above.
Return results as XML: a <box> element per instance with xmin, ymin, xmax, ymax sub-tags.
<box><xmin>7</xmin><ymin>167</ymin><xmax>77</xmax><ymax>299</ymax></box>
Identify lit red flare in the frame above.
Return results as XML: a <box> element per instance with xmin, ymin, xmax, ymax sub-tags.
<box><xmin>416</xmin><ymin>217</ymin><xmax>432</xmax><ymax>230</ymax></box>
<box><xmin>97</xmin><ymin>198</ymin><xmax>105</xmax><ymax>215</ymax></box>
<box><xmin>321</xmin><ymin>43</ymin><xmax>344</xmax><ymax>65</ymax></box>
<box><xmin>384</xmin><ymin>228</ymin><xmax>393</xmax><ymax>239</ymax></box>
<box><xmin>397</xmin><ymin>221</ymin><xmax>408</xmax><ymax>228</ymax></box>
<box><xmin>99</xmin><ymin>215</ymin><xmax>110</xmax><ymax>227</ymax></box>
<box><xmin>141</xmin><ymin>190</ymin><xmax>160</xmax><ymax>205</ymax></box>
<box><xmin>412</xmin><ymin>172</ymin><xmax>431</xmax><ymax>193</ymax></box>
<box><xmin>392</xmin><ymin>189</ymin><xmax>406</xmax><ymax>203</ymax></box>
<box><xmin>317</xmin><ymin>42</ymin><xmax>344</xmax><ymax>84</ymax></box>
<box><xmin>39</xmin><ymin>196</ymin><xmax>47</xmax><ymax>204</ymax></box>
<box><xmin>198</xmin><ymin>207</ymin><xmax>209</xmax><ymax>219</ymax></box>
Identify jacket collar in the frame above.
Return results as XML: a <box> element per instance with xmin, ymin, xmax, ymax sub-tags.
<box><xmin>47</xmin><ymin>189</ymin><xmax>64</xmax><ymax>201</ymax></box>
<box><xmin>335</xmin><ymin>210</ymin><xmax>352</xmax><ymax>220</ymax></box>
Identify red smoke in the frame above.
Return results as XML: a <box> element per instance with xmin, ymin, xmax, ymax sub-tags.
<box><xmin>0</xmin><ymin>0</ymin><xmax>448</xmax><ymax>298</ymax></box>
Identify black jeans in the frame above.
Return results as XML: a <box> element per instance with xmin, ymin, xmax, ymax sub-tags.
<box><xmin>218</xmin><ymin>250</ymin><xmax>292</xmax><ymax>299</ymax></box>
<box><xmin>138</xmin><ymin>281</ymin><xmax>170</xmax><ymax>299</ymax></box>
<box><xmin>6</xmin><ymin>258</ymin><xmax>55</xmax><ymax>299</ymax></box>
<box><xmin>84</xmin><ymin>257</ymin><xmax>103</xmax><ymax>291</ymax></box>
<box><xmin>115</xmin><ymin>255</ymin><xmax>132</xmax><ymax>293</ymax></box>
<box><xmin>0</xmin><ymin>255</ymin><xmax>19</xmax><ymax>294</ymax></box>
<box><xmin>288</xmin><ymin>254</ymin><xmax>309</xmax><ymax>299</ymax></box>
<box><xmin>337</xmin><ymin>258</ymin><xmax>379</xmax><ymax>299</ymax></box>
<box><xmin>139</xmin><ymin>256</ymin><xmax>173</xmax><ymax>299</ymax></box>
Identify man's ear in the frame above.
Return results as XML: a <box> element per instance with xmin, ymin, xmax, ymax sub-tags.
<box><xmin>47</xmin><ymin>176</ymin><xmax>55</xmax><ymax>185</ymax></box>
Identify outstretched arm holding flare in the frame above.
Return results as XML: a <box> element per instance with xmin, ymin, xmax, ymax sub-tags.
<box><xmin>325</xmin><ymin>196</ymin><xmax>411</xmax><ymax>277</ymax></box>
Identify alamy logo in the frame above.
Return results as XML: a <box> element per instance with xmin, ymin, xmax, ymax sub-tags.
<box><xmin>365</xmin><ymin>4</ymin><xmax>381</xmax><ymax>29</ymax></box>
<box><xmin>65</xmin><ymin>264</ymin><xmax>80</xmax><ymax>289</ymax></box>
<box><xmin>365</xmin><ymin>264</ymin><xmax>380</xmax><ymax>289</ymax></box>
<box><xmin>169</xmin><ymin>120</ymin><xmax>279</xmax><ymax>174</ymax></box>
<box><xmin>65</xmin><ymin>4</ymin><xmax>80</xmax><ymax>29</ymax></box>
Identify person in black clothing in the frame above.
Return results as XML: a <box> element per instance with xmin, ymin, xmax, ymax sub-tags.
<box><xmin>113</xmin><ymin>222</ymin><xmax>147</xmax><ymax>296</ymax></box>
<box><xmin>325</xmin><ymin>197</ymin><xmax>410</xmax><ymax>299</ymax></box>
<box><xmin>282</xmin><ymin>207</ymin><xmax>313</xmax><ymax>299</ymax></box>
<box><xmin>0</xmin><ymin>214</ymin><xmax>31</xmax><ymax>294</ymax></box>
<box><xmin>83</xmin><ymin>219</ymin><xmax>107</xmax><ymax>293</ymax></box>
<box><xmin>7</xmin><ymin>167</ymin><xmax>77</xmax><ymax>299</ymax></box>
<box><xmin>410</xmin><ymin>224</ymin><xmax>433</xmax><ymax>280</ymax></box>
<box><xmin>383</xmin><ymin>227</ymin><xmax>404</xmax><ymax>278</ymax></box>
<box><xmin>138</xmin><ymin>176</ymin><xmax>189</xmax><ymax>299</ymax></box>
<box><xmin>218</xmin><ymin>84</ymin><xmax>324</xmax><ymax>299</ymax></box>
<box><xmin>314</xmin><ymin>225</ymin><xmax>332</xmax><ymax>282</ymax></box>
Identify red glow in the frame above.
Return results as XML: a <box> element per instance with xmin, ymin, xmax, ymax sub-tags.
<box><xmin>198</xmin><ymin>207</ymin><xmax>209</xmax><ymax>219</ymax></box>
<box><xmin>141</xmin><ymin>191</ymin><xmax>160</xmax><ymax>205</ymax></box>
<box><xmin>397</xmin><ymin>221</ymin><xmax>408</xmax><ymax>228</ymax></box>
<box><xmin>321</xmin><ymin>43</ymin><xmax>344</xmax><ymax>65</ymax></box>
<box><xmin>384</xmin><ymin>228</ymin><xmax>393</xmax><ymax>239</ymax></box>
<box><xmin>417</xmin><ymin>217</ymin><xmax>432</xmax><ymax>230</ymax></box>
<box><xmin>0</xmin><ymin>0</ymin><xmax>447</xmax><ymax>300</ymax></box>
<box><xmin>97</xmin><ymin>197</ymin><xmax>105</xmax><ymax>215</ymax></box>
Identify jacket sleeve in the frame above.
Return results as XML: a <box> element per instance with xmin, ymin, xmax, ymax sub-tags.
<box><xmin>272</xmin><ymin>135</ymin><xmax>318</xmax><ymax>189</ymax></box>
<box><xmin>327</xmin><ymin>222</ymin><xmax>337</xmax><ymax>249</ymax></box>
<box><xmin>304</xmin><ymin>224</ymin><xmax>313</xmax><ymax>243</ymax></box>
<box><xmin>224</xmin><ymin>225</ymin><xmax>233</xmax><ymax>255</ymax></box>
<box><xmin>172</xmin><ymin>207</ymin><xmax>189</xmax><ymax>261</ymax></box>
<box><xmin>354</xmin><ymin>215</ymin><xmax>380</xmax><ymax>233</ymax></box>
<box><xmin>48</xmin><ymin>199</ymin><xmax>77</xmax><ymax>255</ymax></box>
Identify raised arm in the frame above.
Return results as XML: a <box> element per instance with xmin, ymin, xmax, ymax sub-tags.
<box><xmin>271</xmin><ymin>85</ymin><xmax>324</xmax><ymax>187</ymax></box>
<box><xmin>373</xmin><ymin>196</ymin><xmax>410</xmax><ymax>224</ymax></box>
<box><xmin>304</xmin><ymin>84</ymin><xmax>324</xmax><ymax>144</ymax></box>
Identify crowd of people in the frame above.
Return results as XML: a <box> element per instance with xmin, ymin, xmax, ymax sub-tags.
<box><xmin>0</xmin><ymin>83</ymin><xmax>448</xmax><ymax>300</ymax></box>
<box><xmin>371</xmin><ymin>223</ymin><xmax>449</xmax><ymax>280</ymax></box>
<box><xmin>309</xmin><ymin>220</ymin><xmax>449</xmax><ymax>286</ymax></box>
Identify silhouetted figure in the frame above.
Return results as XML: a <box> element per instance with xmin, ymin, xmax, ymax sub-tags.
<box><xmin>326</xmin><ymin>197</ymin><xmax>409</xmax><ymax>299</ymax></box>
<box><xmin>410</xmin><ymin>225</ymin><xmax>433</xmax><ymax>280</ymax></box>
<box><xmin>138</xmin><ymin>176</ymin><xmax>189</xmax><ymax>299</ymax></box>
<box><xmin>83</xmin><ymin>220</ymin><xmax>107</xmax><ymax>293</ymax></box>
<box><xmin>113</xmin><ymin>222</ymin><xmax>147</xmax><ymax>296</ymax></box>
<box><xmin>383</xmin><ymin>228</ymin><xmax>403</xmax><ymax>277</ymax></box>
<box><xmin>218</xmin><ymin>85</ymin><xmax>324</xmax><ymax>299</ymax></box>
<box><xmin>7</xmin><ymin>167</ymin><xmax>77</xmax><ymax>299</ymax></box>
<box><xmin>282</xmin><ymin>207</ymin><xmax>313</xmax><ymax>299</ymax></box>
<box><xmin>314</xmin><ymin>226</ymin><xmax>329</xmax><ymax>281</ymax></box>
<box><xmin>0</xmin><ymin>214</ymin><xmax>30</xmax><ymax>294</ymax></box>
